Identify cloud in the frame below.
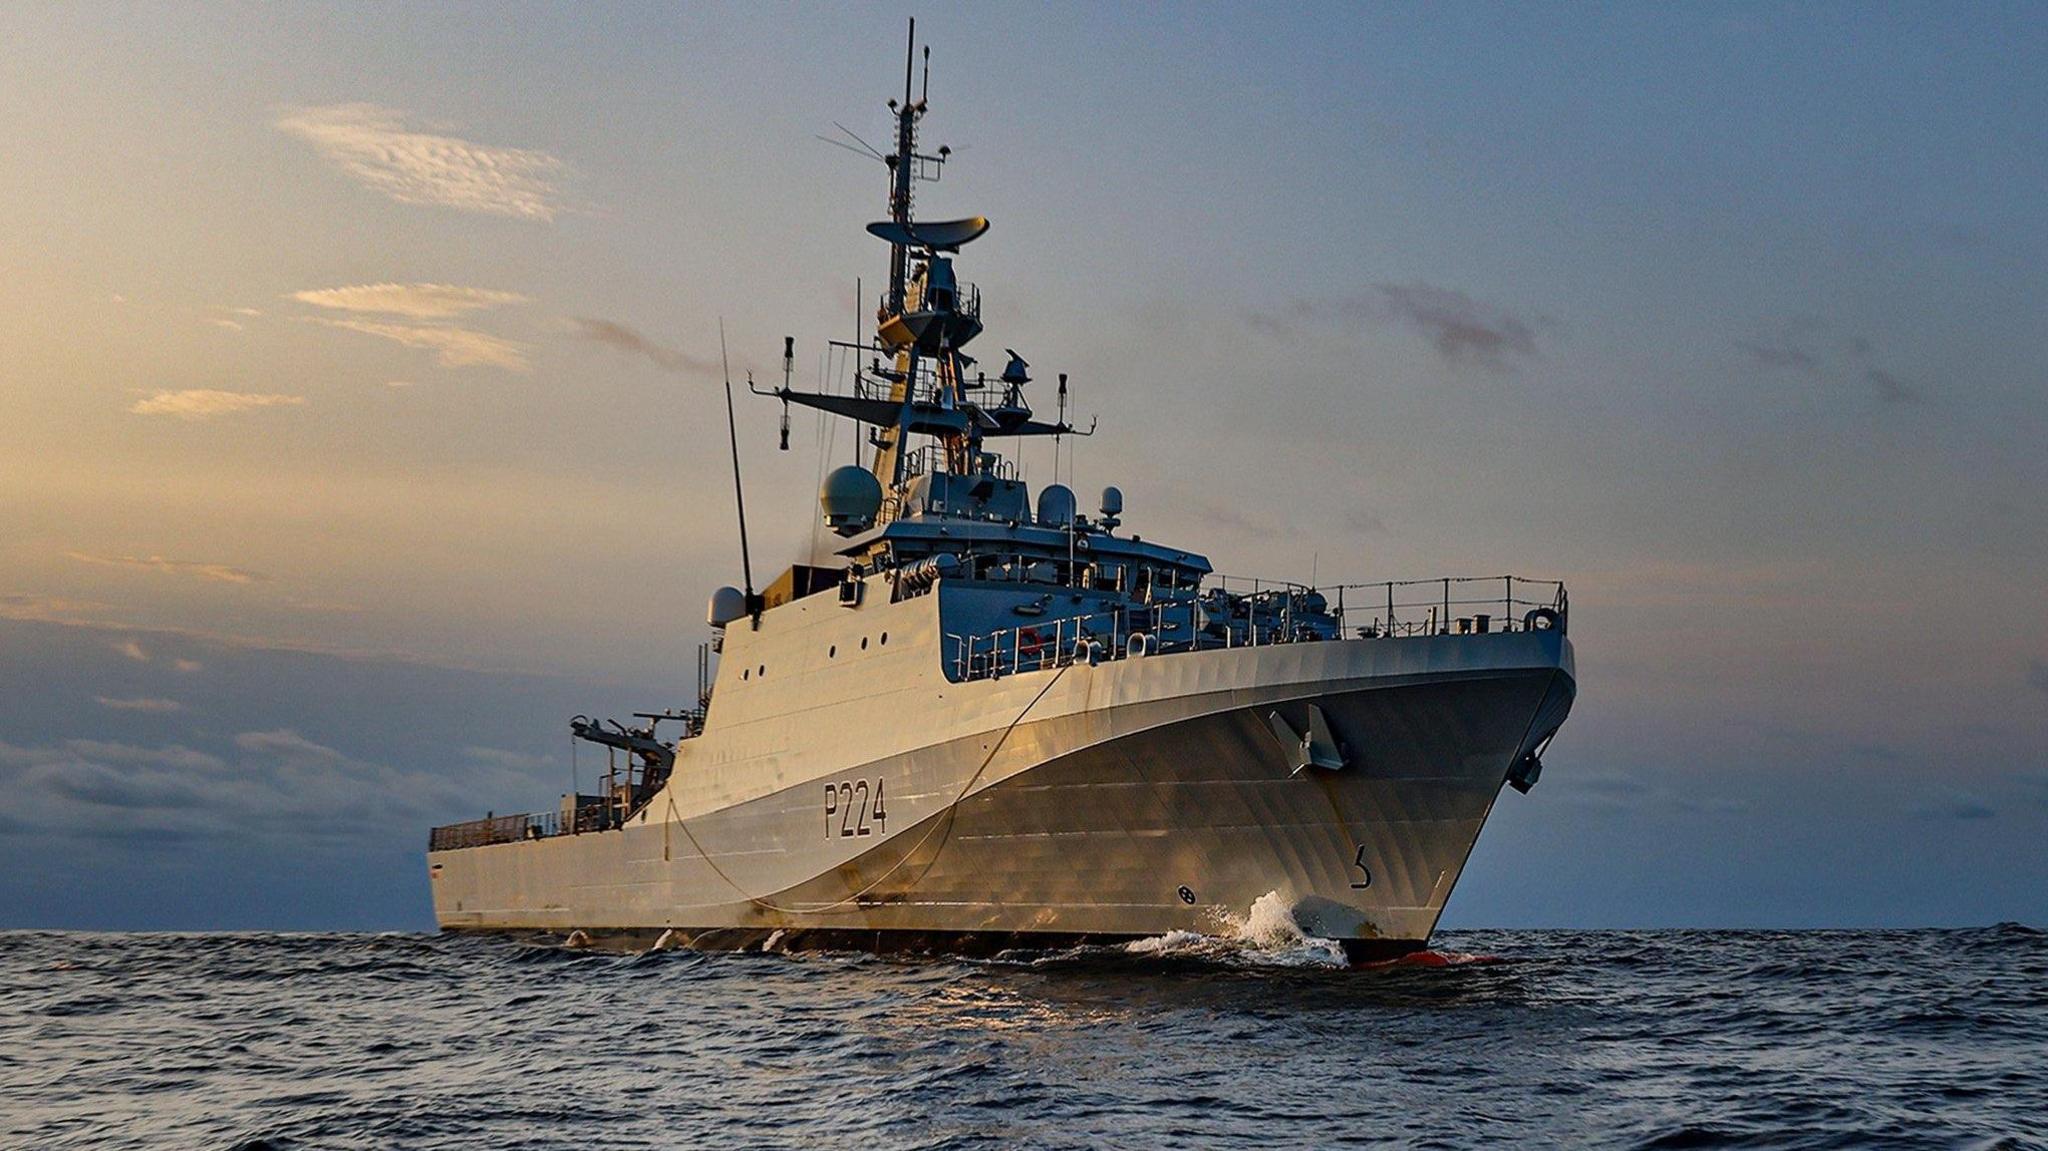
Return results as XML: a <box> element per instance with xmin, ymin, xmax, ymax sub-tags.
<box><xmin>1244</xmin><ymin>283</ymin><xmax>1541</xmax><ymax>369</ymax></box>
<box><xmin>291</xmin><ymin>283</ymin><xmax>528</xmax><ymax>319</ymax></box>
<box><xmin>205</xmin><ymin>318</ymin><xmax>245</xmax><ymax>332</ymax></box>
<box><xmin>1737</xmin><ymin>339</ymin><xmax>1822</xmax><ymax>375</ymax></box>
<box><xmin>1342</xmin><ymin>508</ymin><xmax>1387</xmax><ymax>535</ymax></box>
<box><xmin>1865</xmin><ymin>367</ymin><xmax>1927</xmax><ymax>406</ymax></box>
<box><xmin>234</xmin><ymin>728</ymin><xmax>346</xmax><ymax>761</ymax></box>
<box><xmin>1741</xmin><ymin>324</ymin><xmax>1930</xmax><ymax>406</ymax></box>
<box><xmin>1560</xmin><ymin>771</ymin><xmax>1652</xmax><ymax>814</ymax></box>
<box><xmin>384</xmin><ymin>380</ymin><xmax>415</xmax><ymax>388</ymax></box>
<box><xmin>571</xmin><ymin>318</ymin><xmax>722</xmax><ymax>376</ymax></box>
<box><xmin>0</xmin><ymin>594</ymin><xmax>110</xmax><ymax>622</ymax></box>
<box><xmin>462</xmin><ymin>745</ymin><xmax>554</xmax><ymax>771</ymax></box>
<box><xmin>1374</xmin><ymin>283</ymin><xmax>1539</xmax><ymax>368</ymax></box>
<box><xmin>113</xmin><ymin>638</ymin><xmax>150</xmax><ymax>662</ymax></box>
<box><xmin>0</xmin><ymin>732</ymin><xmax>474</xmax><ymax>848</ymax></box>
<box><xmin>95</xmin><ymin>696</ymin><xmax>183</xmax><ymax>713</ymax></box>
<box><xmin>276</xmin><ymin>103</ymin><xmax>570</xmax><ymax>221</ymax></box>
<box><xmin>68</xmin><ymin>552</ymin><xmax>267</xmax><ymax>585</ymax></box>
<box><xmin>1918</xmin><ymin>792</ymin><xmax>1997</xmax><ymax>821</ymax></box>
<box><xmin>173</xmin><ymin>658</ymin><xmax>204</xmax><ymax>674</ymax></box>
<box><xmin>130</xmin><ymin>390</ymin><xmax>307</xmax><ymax>419</ymax></box>
<box><xmin>308</xmin><ymin>317</ymin><xmax>530</xmax><ymax>371</ymax></box>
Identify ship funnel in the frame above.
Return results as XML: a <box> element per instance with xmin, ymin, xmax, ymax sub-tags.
<box><xmin>820</xmin><ymin>465</ymin><xmax>884</xmax><ymax>535</ymax></box>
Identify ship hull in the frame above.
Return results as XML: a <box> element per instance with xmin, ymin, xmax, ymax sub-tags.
<box><xmin>429</xmin><ymin>631</ymin><xmax>1574</xmax><ymax>958</ymax></box>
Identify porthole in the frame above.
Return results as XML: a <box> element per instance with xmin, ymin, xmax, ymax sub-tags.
<box><xmin>880</xmin><ymin>632</ymin><xmax>889</xmax><ymax>646</ymax></box>
<box><xmin>757</xmin><ymin>665</ymin><xmax>765</xmax><ymax>677</ymax></box>
<box><xmin>861</xmin><ymin>637</ymin><xmax>869</xmax><ymax>650</ymax></box>
<box><xmin>829</xmin><ymin>645</ymin><xmax>837</xmax><ymax>658</ymax></box>
<box><xmin>742</xmin><ymin>669</ymin><xmax>750</xmax><ymax>681</ymax></box>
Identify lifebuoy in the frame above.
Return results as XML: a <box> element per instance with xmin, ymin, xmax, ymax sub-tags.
<box><xmin>1523</xmin><ymin>607</ymin><xmax>1563</xmax><ymax>633</ymax></box>
<box><xmin>1018</xmin><ymin>627</ymin><xmax>1048</xmax><ymax>661</ymax></box>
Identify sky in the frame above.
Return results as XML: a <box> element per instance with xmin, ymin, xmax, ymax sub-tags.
<box><xmin>2</xmin><ymin>3</ymin><xmax>2044</xmax><ymax>931</ymax></box>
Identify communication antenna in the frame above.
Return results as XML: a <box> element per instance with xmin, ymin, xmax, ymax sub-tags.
<box><xmin>1056</xmin><ymin>372</ymin><xmax>1068</xmax><ymax>484</ymax></box>
<box><xmin>905</xmin><ymin>18</ymin><xmax>917</xmax><ymax>109</ymax></box>
<box><xmin>853</xmin><ymin>277</ymin><xmax>864</xmax><ymax>469</ymax></box>
<box><xmin>779</xmin><ymin>336</ymin><xmax>794</xmax><ymax>451</ymax></box>
<box><xmin>719</xmin><ymin>319</ymin><xmax>756</xmax><ymax>607</ymax></box>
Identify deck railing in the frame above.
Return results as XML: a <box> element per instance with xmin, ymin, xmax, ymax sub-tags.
<box><xmin>428</xmin><ymin>802</ymin><xmax>618</xmax><ymax>852</ymax></box>
<box><xmin>945</xmin><ymin>574</ymin><xmax>1566</xmax><ymax>683</ymax></box>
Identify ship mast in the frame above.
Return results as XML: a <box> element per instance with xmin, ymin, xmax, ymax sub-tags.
<box><xmin>869</xmin><ymin>19</ymin><xmax>931</xmax><ymax>503</ymax></box>
<box><xmin>763</xmin><ymin>20</ymin><xmax>1085</xmax><ymax>530</ymax></box>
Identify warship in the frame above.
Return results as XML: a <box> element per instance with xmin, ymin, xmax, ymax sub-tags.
<box><xmin>427</xmin><ymin>24</ymin><xmax>1577</xmax><ymax>961</ymax></box>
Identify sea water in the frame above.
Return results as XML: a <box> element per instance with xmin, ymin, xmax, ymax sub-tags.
<box><xmin>3</xmin><ymin>923</ymin><xmax>2042</xmax><ymax>1148</ymax></box>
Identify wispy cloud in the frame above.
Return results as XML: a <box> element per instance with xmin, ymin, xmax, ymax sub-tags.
<box><xmin>292</xmin><ymin>283</ymin><xmax>528</xmax><ymax>319</ymax></box>
<box><xmin>1739</xmin><ymin>323</ymin><xmax>1932</xmax><ymax>407</ymax></box>
<box><xmin>462</xmin><ymin>745</ymin><xmax>554</xmax><ymax>771</ymax></box>
<box><xmin>68</xmin><ymin>552</ymin><xmax>267</xmax><ymax>585</ymax></box>
<box><xmin>1737</xmin><ymin>339</ymin><xmax>1822</xmax><ymax>375</ymax></box>
<box><xmin>172</xmin><ymin>658</ymin><xmax>204</xmax><ymax>674</ymax></box>
<box><xmin>95</xmin><ymin>696</ymin><xmax>183</xmax><ymax>713</ymax></box>
<box><xmin>0</xmin><ymin>594</ymin><xmax>109</xmax><ymax>622</ymax></box>
<box><xmin>1917</xmin><ymin>792</ymin><xmax>1997</xmax><ymax>821</ymax></box>
<box><xmin>1865</xmin><ymin>367</ymin><xmax>1927</xmax><ymax>406</ymax></box>
<box><xmin>308</xmin><ymin>317</ymin><xmax>529</xmax><ymax>371</ymax></box>
<box><xmin>130</xmin><ymin>389</ymin><xmax>306</xmax><ymax>419</ymax></box>
<box><xmin>234</xmin><ymin>728</ymin><xmax>345</xmax><ymax>761</ymax></box>
<box><xmin>112</xmin><ymin>638</ymin><xmax>150</xmax><ymax>662</ymax></box>
<box><xmin>571</xmin><ymin>318</ymin><xmax>722</xmax><ymax>376</ymax></box>
<box><xmin>205</xmin><ymin>318</ymin><xmax>246</xmax><ymax>332</ymax></box>
<box><xmin>0</xmin><ymin>729</ymin><xmax>520</xmax><ymax>851</ymax></box>
<box><xmin>1376</xmin><ymin>283</ymin><xmax>1539</xmax><ymax>368</ymax></box>
<box><xmin>1245</xmin><ymin>283</ymin><xmax>1541</xmax><ymax>369</ymax></box>
<box><xmin>276</xmin><ymin>103</ymin><xmax>570</xmax><ymax>221</ymax></box>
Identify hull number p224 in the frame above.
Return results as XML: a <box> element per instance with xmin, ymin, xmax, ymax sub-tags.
<box><xmin>825</xmin><ymin>780</ymin><xmax>887</xmax><ymax>839</ymax></box>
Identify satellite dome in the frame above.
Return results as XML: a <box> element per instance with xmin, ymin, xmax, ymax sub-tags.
<box><xmin>1099</xmin><ymin>486</ymin><xmax>1124</xmax><ymax>517</ymax></box>
<box><xmin>1036</xmin><ymin>483</ymin><xmax>1076</xmax><ymax>528</ymax></box>
<box><xmin>820</xmin><ymin>465</ymin><xmax>884</xmax><ymax>535</ymax></box>
<box><xmin>707</xmin><ymin>586</ymin><xmax>747</xmax><ymax>628</ymax></box>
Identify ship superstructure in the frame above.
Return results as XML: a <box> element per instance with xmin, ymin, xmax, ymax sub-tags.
<box><xmin>426</xmin><ymin>25</ymin><xmax>1576</xmax><ymax>960</ymax></box>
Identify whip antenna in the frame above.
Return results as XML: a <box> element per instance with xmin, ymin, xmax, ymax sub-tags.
<box><xmin>719</xmin><ymin>319</ymin><xmax>756</xmax><ymax>606</ymax></box>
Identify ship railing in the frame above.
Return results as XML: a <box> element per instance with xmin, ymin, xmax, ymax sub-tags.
<box><xmin>427</xmin><ymin>801</ymin><xmax>620</xmax><ymax>851</ymax></box>
<box><xmin>943</xmin><ymin>575</ymin><xmax>1567</xmax><ymax>683</ymax></box>
<box><xmin>1207</xmin><ymin>574</ymin><xmax>1568</xmax><ymax>641</ymax></box>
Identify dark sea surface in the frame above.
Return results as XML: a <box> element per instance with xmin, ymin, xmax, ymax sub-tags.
<box><xmin>2</xmin><ymin>925</ymin><xmax>2043</xmax><ymax>1150</ymax></box>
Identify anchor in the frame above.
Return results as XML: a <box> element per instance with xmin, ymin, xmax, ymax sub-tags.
<box><xmin>1266</xmin><ymin>703</ymin><xmax>1350</xmax><ymax>775</ymax></box>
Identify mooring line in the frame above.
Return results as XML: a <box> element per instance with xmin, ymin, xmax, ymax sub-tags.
<box><xmin>670</xmin><ymin>660</ymin><xmax>1073</xmax><ymax>916</ymax></box>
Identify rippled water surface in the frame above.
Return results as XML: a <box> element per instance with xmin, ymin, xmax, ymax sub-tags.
<box><xmin>3</xmin><ymin>926</ymin><xmax>2043</xmax><ymax>1149</ymax></box>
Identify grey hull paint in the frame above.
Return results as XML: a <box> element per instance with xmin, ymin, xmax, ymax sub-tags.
<box><xmin>430</xmin><ymin>631</ymin><xmax>1575</xmax><ymax>954</ymax></box>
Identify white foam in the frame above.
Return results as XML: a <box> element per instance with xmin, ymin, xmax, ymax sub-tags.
<box><xmin>1118</xmin><ymin>891</ymin><xmax>1350</xmax><ymax>969</ymax></box>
